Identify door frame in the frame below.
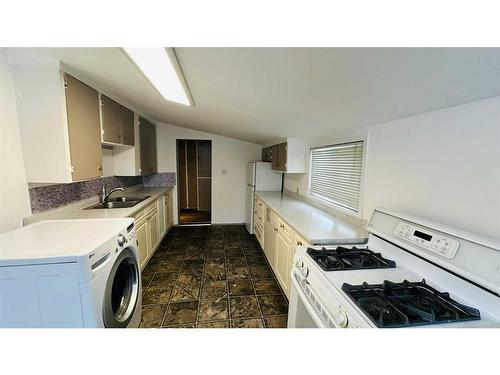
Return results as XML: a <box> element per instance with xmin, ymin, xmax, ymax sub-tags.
<box><xmin>175</xmin><ymin>139</ymin><xmax>212</xmax><ymax>225</ymax></box>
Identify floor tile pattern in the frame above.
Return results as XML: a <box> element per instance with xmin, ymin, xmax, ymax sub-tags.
<box><xmin>140</xmin><ymin>225</ymin><xmax>289</xmax><ymax>328</ymax></box>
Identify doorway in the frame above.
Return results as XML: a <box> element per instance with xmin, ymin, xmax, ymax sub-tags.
<box><xmin>176</xmin><ymin>139</ymin><xmax>212</xmax><ymax>225</ymax></box>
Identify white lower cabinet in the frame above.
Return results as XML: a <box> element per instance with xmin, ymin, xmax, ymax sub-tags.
<box><xmin>275</xmin><ymin>231</ymin><xmax>291</xmax><ymax>292</ymax></box>
<box><xmin>256</xmin><ymin>200</ymin><xmax>313</xmax><ymax>298</ymax></box>
<box><xmin>158</xmin><ymin>196</ymin><xmax>166</xmax><ymax>237</ymax></box>
<box><xmin>136</xmin><ymin>219</ymin><xmax>148</xmax><ymax>269</ymax></box>
<box><xmin>263</xmin><ymin>207</ymin><xmax>277</xmax><ymax>267</ymax></box>
<box><xmin>147</xmin><ymin>207</ymin><xmax>159</xmax><ymax>255</ymax></box>
<box><xmin>130</xmin><ymin>190</ymin><xmax>174</xmax><ymax>271</ymax></box>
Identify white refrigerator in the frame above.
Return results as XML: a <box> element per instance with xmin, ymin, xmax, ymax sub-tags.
<box><xmin>245</xmin><ymin>161</ymin><xmax>283</xmax><ymax>234</ymax></box>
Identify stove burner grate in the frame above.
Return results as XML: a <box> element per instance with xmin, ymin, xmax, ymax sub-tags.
<box><xmin>342</xmin><ymin>279</ymin><xmax>481</xmax><ymax>328</ymax></box>
<box><xmin>307</xmin><ymin>246</ymin><xmax>396</xmax><ymax>271</ymax></box>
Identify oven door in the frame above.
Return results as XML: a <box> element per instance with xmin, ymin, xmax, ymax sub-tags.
<box><xmin>288</xmin><ymin>269</ymin><xmax>335</xmax><ymax>328</ymax></box>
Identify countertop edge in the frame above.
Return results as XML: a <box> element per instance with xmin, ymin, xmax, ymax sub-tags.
<box><xmin>255</xmin><ymin>191</ymin><xmax>368</xmax><ymax>245</ymax></box>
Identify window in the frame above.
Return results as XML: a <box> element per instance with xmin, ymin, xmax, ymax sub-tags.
<box><xmin>309</xmin><ymin>141</ymin><xmax>364</xmax><ymax>213</ymax></box>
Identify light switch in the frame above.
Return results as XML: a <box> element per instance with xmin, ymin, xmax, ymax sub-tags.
<box><xmin>221</xmin><ymin>169</ymin><xmax>227</xmax><ymax>175</ymax></box>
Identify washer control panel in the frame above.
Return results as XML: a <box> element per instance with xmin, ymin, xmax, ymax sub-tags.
<box><xmin>394</xmin><ymin>222</ymin><xmax>459</xmax><ymax>259</ymax></box>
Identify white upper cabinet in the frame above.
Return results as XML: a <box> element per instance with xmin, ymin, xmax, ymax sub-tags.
<box><xmin>11</xmin><ymin>57</ymin><xmax>103</xmax><ymax>183</ymax></box>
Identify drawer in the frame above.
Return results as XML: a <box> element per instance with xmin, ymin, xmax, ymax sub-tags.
<box><xmin>254</xmin><ymin>210</ymin><xmax>265</xmax><ymax>227</ymax></box>
<box><xmin>254</xmin><ymin>222</ymin><xmax>264</xmax><ymax>246</ymax></box>
<box><xmin>277</xmin><ymin>216</ymin><xmax>291</xmax><ymax>239</ymax></box>
<box><xmin>293</xmin><ymin>232</ymin><xmax>312</xmax><ymax>247</ymax></box>
<box><xmin>255</xmin><ymin>197</ymin><xmax>265</xmax><ymax>214</ymax></box>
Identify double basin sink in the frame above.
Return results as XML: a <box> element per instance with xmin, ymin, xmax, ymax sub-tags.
<box><xmin>85</xmin><ymin>196</ymin><xmax>151</xmax><ymax>210</ymax></box>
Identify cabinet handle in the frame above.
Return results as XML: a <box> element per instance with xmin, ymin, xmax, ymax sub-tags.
<box><xmin>280</xmin><ymin>224</ymin><xmax>285</xmax><ymax>229</ymax></box>
<box><xmin>98</xmin><ymin>165</ymin><xmax>102</xmax><ymax>171</ymax></box>
<box><xmin>274</xmin><ymin>228</ymin><xmax>278</xmax><ymax>232</ymax></box>
<box><xmin>296</xmin><ymin>241</ymin><xmax>303</xmax><ymax>246</ymax></box>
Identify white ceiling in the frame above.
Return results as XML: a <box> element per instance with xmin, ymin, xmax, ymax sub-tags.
<box><xmin>18</xmin><ymin>48</ymin><xmax>500</xmax><ymax>144</ymax></box>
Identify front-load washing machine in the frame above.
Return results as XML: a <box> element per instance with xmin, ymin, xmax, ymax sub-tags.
<box><xmin>0</xmin><ymin>218</ymin><xmax>141</xmax><ymax>328</ymax></box>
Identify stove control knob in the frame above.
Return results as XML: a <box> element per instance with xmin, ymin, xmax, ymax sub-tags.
<box><xmin>301</xmin><ymin>266</ymin><xmax>309</xmax><ymax>277</ymax></box>
<box><xmin>334</xmin><ymin>310</ymin><xmax>348</xmax><ymax>328</ymax></box>
<box><xmin>117</xmin><ymin>234</ymin><xmax>126</xmax><ymax>247</ymax></box>
<box><xmin>296</xmin><ymin>260</ymin><xmax>304</xmax><ymax>269</ymax></box>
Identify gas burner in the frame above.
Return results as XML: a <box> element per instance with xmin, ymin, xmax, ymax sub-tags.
<box><xmin>307</xmin><ymin>246</ymin><xmax>396</xmax><ymax>271</ymax></box>
<box><xmin>342</xmin><ymin>279</ymin><xmax>481</xmax><ymax>328</ymax></box>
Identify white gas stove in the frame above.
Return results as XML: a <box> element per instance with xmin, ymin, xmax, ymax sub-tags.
<box><xmin>287</xmin><ymin>208</ymin><xmax>500</xmax><ymax>328</ymax></box>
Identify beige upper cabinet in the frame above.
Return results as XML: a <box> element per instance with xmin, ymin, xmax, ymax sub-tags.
<box><xmin>266</xmin><ymin>138</ymin><xmax>308</xmax><ymax>173</ymax></box>
<box><xmin>11</xmin><ymin>57</ymin><xmax>107</xmax><ymax>184</ymax></box>
<box><xmin>100</xmin><ymin>95</ymin><xmax>135</xmax><ymax>147</ymax></box>
<box><xmin>100</xmin><ymin>94</ymin><xmax>122</xmax><ymax>144</ymax></box>
<box><xmin>139</xmin><ymin>117</ymin><xmax>157</xmax><ymax>175</ymax></box>
<box><xmin>119</xmin><ymin>105</ymin><xmax>135</xmax><ymax>146</ymax></box>
<box><xmin>64</xmin><ymin>74</ymin><xmax>103</xmax><ymax>181</ymax></box>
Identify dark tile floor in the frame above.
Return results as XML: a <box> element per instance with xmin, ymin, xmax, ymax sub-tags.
<box><xmin>140</xmin><ymin>225</ymin><xmax>289</xmax><ymax>328</ymax></box>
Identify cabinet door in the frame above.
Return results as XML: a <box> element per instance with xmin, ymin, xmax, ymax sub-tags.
<box><xmin>271</xmin><ymin>144</ymin><xmax>279</xmax><ymax>170</ymax></box>
<box><xmin>165</xmin><ymin>193</ymin><xmax>173</xmax><ymax>228</ymax></box>
<box><xmin>264</xmin><ymin>208</ymin><xmax>277</xmax><ymax>268</ymax></box>
<box><xmin>277</xmin><ymin>143</ymin><xmax>287</xmax><ymax>171</ymax></box>
<box><xmin>136</xmin><ymin>222</ymin><xmax>148</xmax><ymax>269</ymax></box>
<box><xmin>276</xmin><ymin>232</ymin><xmax>291</xmax><ymax>292</ymax></box>
<box><xmin>120</xmin><ymin>105</ymin><xmax>135</xmax><ymax>146</ymax></box>
<box><xmin>100</xmin><ymin>94</ymin><xmax>122</xmax><ymax>144</ymax></box>
<box><xmin>139</xmin><ymin>117</ymin><xmax>157</xmax><ymax>175</ymax></box>
<box><xmin>64</xmin><ymin>73</ymin><xmax>102</xmax><ymax>181</ymax></box>
<box><xmin>147</xmin><ymin>211</ymin><xmax>159</xmax><ymax>255</ymax></box>
<box><xmin>158</xmin><ymin>196</ymin><xmax>166</xmax><ymax>236</ymax></box>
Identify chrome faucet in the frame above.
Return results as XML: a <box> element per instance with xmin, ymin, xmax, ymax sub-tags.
<box><xmin>100</xmin><ymin>186</ymin><xmax>125</xmax><ymax>204</ymax></box>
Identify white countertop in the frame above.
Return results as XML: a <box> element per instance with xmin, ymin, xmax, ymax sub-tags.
<box><xmin>255</xmin><ymin>191</ymin><xmax>368</xmax><ymax>245</ymax></box>
<box><xmin>24</xmin><ymin>186</ymin><xmax>173</xmax><ymax>225</ymax></box>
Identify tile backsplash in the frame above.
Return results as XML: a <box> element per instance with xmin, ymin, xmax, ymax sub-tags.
<box><xmin>29</xmin><ymin>173</ymin><xmax>176</xmax><ymax>214</ymax></box>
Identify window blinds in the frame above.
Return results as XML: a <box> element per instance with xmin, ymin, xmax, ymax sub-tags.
<box><xmin>309</xmin><ymin>141</ymin><xmax>364</xmax><ymax>212</ymax></box>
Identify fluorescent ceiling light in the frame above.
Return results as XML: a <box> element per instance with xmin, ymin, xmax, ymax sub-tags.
<box><xmin>124</xmin><ymin>47</ymin><xmax>192</xmax><ymax>106</ymax></box>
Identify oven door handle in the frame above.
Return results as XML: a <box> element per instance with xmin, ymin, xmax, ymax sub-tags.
<box><xmin>290</xmin><ymin>269</ymin><xmax>328</xmax><ymax>328</ymax></box>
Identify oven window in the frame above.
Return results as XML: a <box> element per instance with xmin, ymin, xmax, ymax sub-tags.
<box><xmin>309</xmin><ymin>141</ymin><xmax>364</xmax><ymax>213</ymax></box>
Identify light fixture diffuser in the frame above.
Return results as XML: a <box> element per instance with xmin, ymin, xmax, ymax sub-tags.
<box><xmin>124</xmin><ymin>47</ymin><xmax>192</xmax><ymax>106</ymax></box>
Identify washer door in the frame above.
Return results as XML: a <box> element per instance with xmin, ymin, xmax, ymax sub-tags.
<box><xmin>103</xmin><ymin>248</ymin><xmax>140</xmax><ymax>328</ymax></box>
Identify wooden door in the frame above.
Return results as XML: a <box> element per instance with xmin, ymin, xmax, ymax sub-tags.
<box><xmin>100</xmin><ymin>95</ymin><xmax>121</xmax><ymax>144</ymax></box>
<box><xmin>140</xmin><ymin>117</ymin><xmax>157</xmax><ymax>175</ymax></box>
<box><xmin>197</xmin><ymin>140</ymin><xmax>211</xmax><ymax>212</ymax></box>
<box><xmin>64</xmin><ymin>73</ymin><xmax>102</xmax><ymax>181</ymax></box>
<box><xmin>186</xmin><ymin>140</ymin><xmax>197</xmax><ymax>208</ymax></box>
<box><xmin>120</xmin><ymin>105</ymin><xmax>134</xmax><ymax>146</ymax></box>
<box><xmin>177</xmin><ymin>140</ymin><xmax>188</xmax><ymax>209</ymax></box>
<box><xmin>198</xmin><ymin>178</ymin><xmax>211</xmax><ymax>211</ymax></box>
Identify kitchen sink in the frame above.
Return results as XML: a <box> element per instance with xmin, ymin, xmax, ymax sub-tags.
<box><xmin>85</xmin><ymin>196</ymin><xmax>150</xmax><ymax>210</ymax></box>
<box><xmin>106</xmin><ymin>196</ymin><xmax>150</xmax><ymax>203</ymax></box>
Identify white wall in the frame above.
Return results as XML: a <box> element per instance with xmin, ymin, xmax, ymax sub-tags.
<box><xmin>0</xmin><ymin>50</ymin><xmax>31</xmax><ymax>233</ymax></box>
<box><xmin>156</xmin><ymin>123</ymin><xmax>261</xmax><ymax>224</ymax></box>
<box><xmin>284</xmin><ymin>97</ymin><xmax>500</xmax><ymax>240</ymax></box>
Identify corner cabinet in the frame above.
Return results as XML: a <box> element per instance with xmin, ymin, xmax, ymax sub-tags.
<box><xmin>12</xmin><ymin>63</ymin><xmax>103</xmax><ymax>183</ymax></box>
<box><xmin>262</xmin><ymin>138</ymin><xmax>308</xmax><ymax>174</ymax></box>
